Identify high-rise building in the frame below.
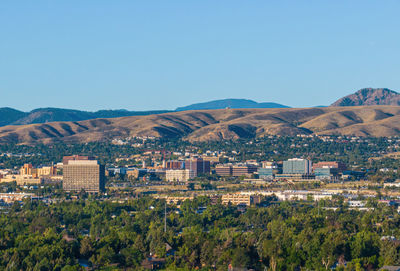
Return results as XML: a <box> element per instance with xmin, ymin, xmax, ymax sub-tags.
<box><xmin>283</xmin><ymin>158</ymin><xmax>312</xmax><ymax>174</ymax></box>
<box><xmin>63</xmin><ymin>159</ymin><xmax>105</xmax><ymax>193</ymax></box>
<box><xmin>185</xmin><ymin>158</ymin><xmax>210</xmax><ymax>176</ymax></box>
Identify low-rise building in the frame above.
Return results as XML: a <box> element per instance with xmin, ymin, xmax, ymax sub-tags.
<box><xmin>314</xmin><ymin>167</ymin><xmax>339</xmax><ymax>180</ymax></box>
<box><xmin>165</xmin><ymin>169</ymin><xmax>194</xmax><ymax>182</ymax></box>
<box><xmin>273</xmin><ymin>190</ymin><xmax>332</xmax><ymax>201</ymax></box>
<box><xmin>275</xmin><ymin>173</ymin><xmax>315</xmax><ymax>181</ymax></box>
<box><xmin>0</xmin><ymin>193</ymin><xmax>35</xmax><ymax>203</ymax></box>
<box><xmin>0</xmin><ymin>175</ymin><xmax>42</xmax><ymax>185</ymax></box>
<box><xmin>221</xmin><ymin>193</ymin><xmax>261</xmax><ymax>206</ymax></box>
<box><xmin>216</xmin><ymin>164</ymin><xmax>257</xmax><ymax>177</ymax></box>
<box><xmin>19</xmin><ymin>164</ymin><xmax>57</xmax><ymax>178</ymax></box>
<box><xmin>258</xmin><ymin>165</ymin><xmax>280</xmax><ymax>180</ymax></box>
<box><xmin>215</xmin><ymin>164</ymin><xmax>233</xmax><ymax>176</ymax></box>
<box><xmin>312</xmin><ymin>161</ymin><xmax>347</xmax><ymax>172</ymax></box>
<box><xmin>232</xmin><ymin>165</ymin><xmax>258</xmax><ymax>177</ymax></box>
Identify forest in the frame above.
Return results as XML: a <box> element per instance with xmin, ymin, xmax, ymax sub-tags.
<box><xmin>0</xmin><ymin>196</ymin><xmax>399</xmax><ymax>270</ymax></box>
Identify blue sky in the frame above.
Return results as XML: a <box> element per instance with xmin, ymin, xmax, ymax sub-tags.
<box><xmin>1</xmin><ymin>1</ymin><xmax>400</xmax><ymax>111</ymax></box>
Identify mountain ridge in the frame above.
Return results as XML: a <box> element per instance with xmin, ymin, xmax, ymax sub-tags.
<box><xmin>2</xmin><ymin>106</ymin><xmax>400</xmax><ymax>144</ymax></box>
<box><xmin>0</xmin><ymin>99</ymin><xmax>289</xmax><ymax>127</ymax></box>
<box><xmin>176</xmin><ymin>98</ymin><xmax>289</xmax><ymax>111</ymax></box>
<box><xmin>0</xmin><ymin>107</ymin><xmax>172</xmax><ymax>127</ymax></box>
<box><xmin>2</xmin><ymin>88</ymin><xmax>400</xmax><ymax>129</ymax></box>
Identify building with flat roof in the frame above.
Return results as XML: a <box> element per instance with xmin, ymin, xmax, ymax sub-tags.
<box><xmin>313</xmin><ymin>161</ymin><xmax>347</xmax><ymax>172</ymax></box>
<box><xmin>283</xmin><ymin>158</ymin><xmax>312</xmax><ymax>174</ymax></box>
<box><xmin>215</xmin><ymin>164</ymin><xmax>233</xmax><ymax>176</ymax></box>
<box><xmin>0</xmin><ymin>175</ymin><xmax>42</xmax><ymax>186</ymax></box>
<box><xmin>275</xmin><ymin>173</ymin><xmax>315</xmax><ymax>181</ymax></box>
<box><xmin>0</xmin><ymin>193</ymin><xmax>35</xmax><ymax>203</ymax></box>
<box><xmin>165</xmin><ymin>169</ymin><xmax>194</xmax><ymax>182</ymax></box>
<box><xmin>216</xmin><ymin>164</ymin><xmax>257</xmax><ymax>177</ymax></box>
<box><xmin>185</xmin><ymin>158</ymin><xmax>210</xmax><ymax>176</ymax></box>
<box><xmin>221</xmin><ymin>193</ymin><xmax>261</xmax><ymax>206</ymax></box>
<box><xmin>258</xmin><ymin>167</ymin><xmax>275</xmax><ymax>179</ymax></box>
<box><xmin>314</xmin><ymin>167</ymin><xmax>339</xmax><ymax>180</ymax></box>
<box><xmin>63</xmin><ymin>159</ymin><xmax>105</xmax><ymax>193</ymax></box>
<box><xmin>62</xmin><ymin>155</ymin><xmax>94</xmax><ymax>165</ymax></box>
<box><xmin>232</xmin><ymin>165</ymin><xmax>258</xmax><ymax>177</ymax></box>
<box><xmin>19</xmin><ymin>164</ymin><xmax>57</xmax><ymax>178</ymax></box>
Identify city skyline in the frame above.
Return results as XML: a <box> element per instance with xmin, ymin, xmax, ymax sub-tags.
<box><xmin>1</xmin><ymin>1</ymin><xmax>400</xmax><ymax>111</ymax></box>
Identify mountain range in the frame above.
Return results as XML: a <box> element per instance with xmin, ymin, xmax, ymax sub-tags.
<box><xmin>0</xmin><ymin>108</ymin><xmax>172</xmax><ymax>127</ymax></box>
<box><xmin>2</xmin><ymin>88</ymin><xmax>400</xmax><ymax>128</ymax></box>
<box><xmin>1</xmin><ymin>105</ymin><xmax>400</xmax><ymax>144</ymax></box>
<box><xmin>0</xmin><ymin>99</ymin><xmax>288</xmax><ymax>127</ymax></box>
<box><xmin>1</xmin><ymin>88</ymin><xmax>400</xmax><ymax>143</ymax></box>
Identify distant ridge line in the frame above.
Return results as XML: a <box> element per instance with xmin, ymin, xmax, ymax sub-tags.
<box><xmin>1</xmin><ymin>105</ymin><xmax>400</xmax><ymax>144</ymax></box>
<box><xmin>176</xmin><ymin>98</ymin><xmax>289</xmax><ymax>111</ymax></box>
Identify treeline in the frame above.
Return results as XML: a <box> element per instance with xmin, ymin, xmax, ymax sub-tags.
<box><xmin>0</xmin><ymin>197</ymin><xmax>400</xmax><ymax>270</ymax></box>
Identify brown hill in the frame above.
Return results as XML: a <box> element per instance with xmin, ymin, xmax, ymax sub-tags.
<box><xmin>331</xmin><ymin>88</ymin><xmax>400</xmax><ymax>106</ymax></box>
<box><xmin>1</xmin><ymin>106</ymin><xmax>400</xmax><ymax>144</ymax></box>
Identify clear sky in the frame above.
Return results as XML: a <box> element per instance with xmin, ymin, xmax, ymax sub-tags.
<box><xmin>1</xmin><ymin>1</ymin><xmax>400</xmax><ymax>111</ymax></box>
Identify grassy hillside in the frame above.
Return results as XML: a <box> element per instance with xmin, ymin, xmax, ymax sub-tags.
<box><xmin>1</xmin><ymin>106</ymin><xmax>400</xmax><ymax>144</ymax></box>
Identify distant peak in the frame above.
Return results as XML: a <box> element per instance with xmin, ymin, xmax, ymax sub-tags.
<box><xmin>175</xmin><ymin>98</ymin><xmax>289</xmax><ymax>111</ymax></box>
<box><xmin>331</xmin><ymin>88</ymin><xmax>400</xmax><ymax>107</ymax></box>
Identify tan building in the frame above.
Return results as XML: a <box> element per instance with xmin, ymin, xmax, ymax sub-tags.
<box><xmin>63</xmin><ymin>159</ymin><xmax>105</xmax><ymax>193</ymax></box>
<box><xmin>221</xmin><ymin>193</ymin><xmax>261</xmax><ymax>206</ymax></box>
<box><xmin>19</xmin><ymin>164</ymin><xmax>56</xmax><ymax>178</ymax></box>
<box><xmin>62</xmin><ymin>155</ymin><xmax>93</xmax><ymax>165</ymax></box>
<box><xmin>0</xmin><ymin>175</ymin><xmax>42</xmax><ymax>185</ymax></box>
<box><xmin>165</xmin><ymin>169</ymin><xmax>194</xmax><ymax>182</ymax></box>
<box><xmin>0</xmin><ymin>193</ymin><xmax>34</xmax><ymax>203</ymax></box>
<box><xmin>20</xmin><ymin>164</ymin><xmax>33</xmax><ymax>175</ymax></box>
<box><xmin>37</xmin><ymin>166</ymin><xmax>57</xmax><ymax>177</ymax></box>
